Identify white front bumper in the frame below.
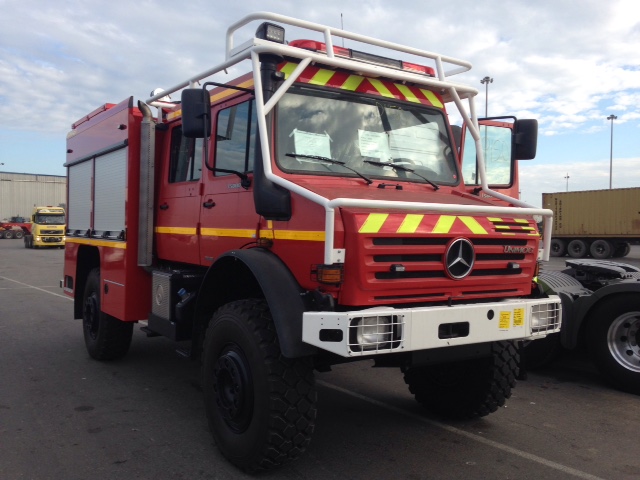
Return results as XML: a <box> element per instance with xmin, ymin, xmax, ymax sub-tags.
<box><xmin>302</xmin><ymin>296</ymin><xmax>561</xmax><ymax>357</ymax></box>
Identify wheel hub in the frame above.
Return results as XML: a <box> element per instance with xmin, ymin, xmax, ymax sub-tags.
<box><xmin>83</xmin><ymin>294</ymin><xmax>99</xmax><ymax>340</ymax></box>
<box><xmin>607</xmin><ymin>312</ymin><xmax>640</xmax><ymax>373</ymax></box>
<box><xmin>212</xmin><ymin>347</ymin><xmax>253</xmax><ymax>432</ymax></box>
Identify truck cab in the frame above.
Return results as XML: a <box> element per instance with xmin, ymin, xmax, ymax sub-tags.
<box><xmin>24</xmin><ymin>206</ymin><xmax>66</xmax><ymax>248</ymax></box>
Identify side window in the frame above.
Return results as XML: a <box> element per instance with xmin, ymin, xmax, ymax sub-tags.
<box><xmin>215</xmin><ymin>100</ymin><xmax>257</xmax><ymax>175</ymax></box>
<box><xmin>169</xmin><ymin>126</ymin><xmax>203</xmax><ymax>183</ymax></box>
<box><xmin>462</xmin><ymin>125</ymin><xmax>512</xmax><ymax>186</ymax></box>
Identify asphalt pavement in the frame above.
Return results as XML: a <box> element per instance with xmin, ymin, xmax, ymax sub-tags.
<box><xmin>0</xmin><ymin>239</ymin><xmax>638</xmax><ymax>480</ymax></box>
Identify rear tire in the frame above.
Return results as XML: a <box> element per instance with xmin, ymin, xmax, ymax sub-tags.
<box><xmin>4</xmin><ymin>230</ymin><xmax>14</xmax><ymax>239</ymax></box>
<box><xmin>82</xmin><ymin>268</ymin><xmax>133</xmax><ymax>360</ymax></box>
<box><xmin>567</xmin><ymin>239</ymin><xmax>588</xmax><ymax>258</ymax></box>
<box><xmin>14</xmin><ymin>230</ymin><xmax>24</xmax><ymax>239</ymax></box>
<box><xmin>403</xmin><ymin>341</ymin><xmax>519</xmax><ymax>419</ymax></box>
<box><xmin>202</xmin><ymin>299</ymin><xmax>317</xmax><ymax>473</ymax></box>
<box><xmin>590</xmin><ymin>239</ymin><xmax>613</xmax><ymax>259</ymax></box>
<box><xmin>550</xmin><ymin>238</ymin><xmax>566</xmax><ymax>257</ymax></box>
<box><xmin>587</xmin><ymin>296</ymin><xmax>640</xmax><ymax>395</ymax></box>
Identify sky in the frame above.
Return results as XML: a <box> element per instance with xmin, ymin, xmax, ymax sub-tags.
<box><xmin>1</xmin><ymin>0</ymin><xmax>639</xmax><ymax>208</ymax></box>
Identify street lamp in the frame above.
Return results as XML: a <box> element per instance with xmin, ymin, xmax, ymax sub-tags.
<box><xmin>564</xmin><ymin>173</ymin><xmax>570</xmax><ymax>192</ymax></box>
<box><xmin>480</xmin><ymin>76</ymin><xmax>493</xmax><ymax>117</ymax></box>
<box><xmin>607</xmin><ymin>114</ymin><xmax>617</xmax><ymax>189</ymax></box>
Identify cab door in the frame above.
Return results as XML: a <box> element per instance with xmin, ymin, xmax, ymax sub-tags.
<box><xmin>199</xmin><ymin>96</ymin><xmax>259</xmax><ymax>264</ymax></box>
<box><xmin>155</xmin><ymin>124</ymin><xmax>203</xmax><ymax>264</ymax></box>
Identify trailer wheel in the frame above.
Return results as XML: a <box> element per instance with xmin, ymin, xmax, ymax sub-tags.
<box><xmin>3</xmin><ymin>230</ymin><xmax>14</xmax><ymax>239</ymax></box>
<box><xmin>82</xmin><ymin>268</ymin><xmax>133</xmax><ymax>361</ymax></box>
<box><xmin>550</xmin><ymin>239</ymin><xmax>566</xmax><ymax>257</ymax></box>
<box><xmin>587</xmin><ymin>296</ymin><xmax>640</xmax><ymax>395</ymax></box>
<box><xmin>567</xmin><ymin>239</ymin><xmax>588</xmax><ymax>258</ymax></box>
<box><xmin>590</xmin><ymin>239</ymin><xmax>613</xmax><ymax>259</ymax></box>
<box><xmin>14</xmin><ymin>230</ymin><xmax>24</xmax><ymax>239</ymax></box>
<box><xmin>202</xmin><ymin>299</ymin><xmax>316</xmax><ymax>473</ymax></box>
<box><xmin>613</xmin><ymin>242</ymin><xmax>631</xmax><ymax>258</ymax></box>
<box><xmin>402</xmin><ymin>341</ymin><xmax>518</xmax><ymax>419</ymax></box>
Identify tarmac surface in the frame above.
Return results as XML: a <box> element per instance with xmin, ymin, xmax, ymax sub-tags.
<box><xmin>0</xmin><ymin>239</ymin><xmax>638</xmax><ymax>480</ymax></box>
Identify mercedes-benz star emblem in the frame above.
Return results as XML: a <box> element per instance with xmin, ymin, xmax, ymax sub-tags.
<box><xmin>445</xmin><ymin>238</ymin><xmax>475</xmax><ymax>279</ymax></box>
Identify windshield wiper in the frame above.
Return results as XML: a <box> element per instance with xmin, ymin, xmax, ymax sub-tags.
<box><xmin>286</xmin><ymin>153</ymin><xmax>373</xmax><ymax>185</ymax></box>
<box><xmin>363</xmin><ymin>160</ymin><xmax>439</xmax><ymax>190</ymax></box>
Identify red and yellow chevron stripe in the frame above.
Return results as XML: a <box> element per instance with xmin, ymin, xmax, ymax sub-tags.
<box><xmin>279</xmin><ymin>62</ymin><xmax>444</xmax><ymax>109</ymax></box>
<box><xmin>355</xmin><ymin>213</ymin><xmax>539</xmax><ymax>236</ymax></box>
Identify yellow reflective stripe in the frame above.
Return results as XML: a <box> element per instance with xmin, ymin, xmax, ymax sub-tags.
<box><xmin>488</xmin><ymin>217</ymin><xmax>503</xmax><ymax>222</ymax></box>
<box><xmin>359</xmin><ymin>213</ymin><xmax>389</xmax><ymax>233</ymax></box>
<box><xmin>310</xmin><ymin>69</ymin><xmax>334</xmax><ymax>86</ymax></box>
<box><xmin>368</xmin><ymin>79</ymin><xmax>394</xmax><ymax>98</ymax></box>
<box><xmin>66</xmin><ymin>238</ymin><xmax>127</xmax><ymax>249</ymax></box>
<box><xmin>155</xmin><ymin>226</ymin><xmax>197</xmax><ymax>235</ymax></box>
<box><xmin>420</xmin><ymin>89</ymin><xmax>444</xmax><ymax>108</ymax></box>
<box><xmin>201</xmin><ymin>228</ymin><xmax>256</xmax><ymax>238</ymax></box>
<box><xmin>395</xmin><ymin>84</ymin><xmax>420</xmax><ymax>103</ymax></box>
<box><xmin>495</xmin><ymin>225</ymin><xmax>511</xmax><ymax>230</ymax></box>
<box><xmin>274</xmin><ymin>230</ymin><xmax>325</xmax><ymax>241</ymax></box>
<box><xmin>501</xmin><ymin>233</ymin><xmax>516</xmax><ymax>236</ymax></box>
<box><xmin>280</xmin><ymin>62</ymin><xmax>297</xmax><ymax>78</ymax></box>
<box><xmin>397</xmin><ymin>214</ymin><xmax>424</xmax><ymax>233</ymax></box>
<box><xmin>458</xmin><ymin>216</ymin><xmax>488</xmax><ymax>234</ymax></box>
<box><xmin>432</xmin><ymin>215</ymin><xmax>456</xmax><ymax>234</ymax></box>
<box><xmin>341</xmin><ymin>75</ymin><xmax>365</xmax><ymax>91</ymax></box>
<box><xmin>521</xmin><ymin>227</ymin><xmax>535</xmax><ymax>231</ymax></box>
<box><xmin>514</xmin><ymin>219</ymin><xmax>529</xmax><ymax>224</ymax></box>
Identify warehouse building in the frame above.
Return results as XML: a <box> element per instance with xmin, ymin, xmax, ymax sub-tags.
<box><xmin>0</xmin><ymin>172</ymin><xmax>66</xmax><ymax>221</ymax></box>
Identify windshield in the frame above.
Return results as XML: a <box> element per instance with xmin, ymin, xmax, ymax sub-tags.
<box><xmin>35</xmin><ymin>214</ymin><xmax>65</xmax><ymax>225</ymax></box>
<box><xmin>276</xmin><ymin>87</ymin><xmax>459</xmax><ymax>185</ymax></box>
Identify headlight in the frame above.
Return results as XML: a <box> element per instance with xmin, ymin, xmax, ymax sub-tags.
<box><xmin>349</xmin><ymin>315</ymin><xmax>401</xmax><ymax>352</ymax></box>
<box><xmin>530</xmin><ymin>303</ymin><xmax>561</xmax><ymax>334</ymax></box>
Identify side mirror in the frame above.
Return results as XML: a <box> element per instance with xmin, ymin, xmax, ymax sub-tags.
<box><xmin>514</xmin><ymin>119</ymin><xmax>538</xmax><ymax>160</ymax></box>
<box><xmin>181</xmin><ymin>89</ymin><xmax>211</xmax><ymax>138</ymax></box>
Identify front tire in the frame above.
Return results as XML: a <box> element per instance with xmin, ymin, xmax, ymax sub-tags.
<box><xmin>202</xmin><ymin>299</ymin><xmax>317</xmax><ymax>473</ymax></box>
<box><xmin>82</xmin><ymin>268</ymin><xmax>133</xmax><ymax>360</ymax></box>
<box><xmin>403</xmin><ymin>341</ymin><xmax>519</xmax><ymax>419</ymax></box>
<box><xmin>587</xmin><ymin>296</ymin><xmax>640</xmax><ymax>395</ymax></box>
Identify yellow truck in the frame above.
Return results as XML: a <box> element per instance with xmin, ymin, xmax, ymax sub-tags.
<box><xmin>23</xmin><ymin>206</ymin><xmax>66</xmax><ymax>248</ymax></box>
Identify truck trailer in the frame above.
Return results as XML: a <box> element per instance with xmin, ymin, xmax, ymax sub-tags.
<box><xmin>543</xmin><ymin>188</ymin><xmax>640</xmax><ymax>259</ymax></box>
<box><xmin>62</xmin><ymin>13</ymin><xmax>561</xmax><ymax>472</ymax></box>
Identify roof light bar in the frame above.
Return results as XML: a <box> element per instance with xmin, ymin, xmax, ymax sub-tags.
<box><xmin>288</xmin><ymin>39</ymin><xmax>435</xmax><ymax>77</ymax></box>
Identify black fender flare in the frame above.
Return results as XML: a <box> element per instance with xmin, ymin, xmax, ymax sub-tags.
<box><xmin>570</xmin><ymin>281</ymin><xmax>640</xmax><ymax>349</ymax></box>
<box><xmin>192</xmin><ymin>248</ymin><xmax>317</xmax><ymax>359</ymax></box>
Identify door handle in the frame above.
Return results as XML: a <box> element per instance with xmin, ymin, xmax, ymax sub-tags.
<box><xmin>159</xmin><ymin>203</ymin><xmax>169</xmax><ymax>210</ymax></box>
<box><xmin>203</xmin><ymin>200</ymin><xmax>216</xmax><ymax>209</ymax></box>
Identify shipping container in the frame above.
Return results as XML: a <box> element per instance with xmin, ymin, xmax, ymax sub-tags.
<box><xmin>542</xmin><ymin>188</ymin><xmax>640</xmax><ymax>258</ymax></box>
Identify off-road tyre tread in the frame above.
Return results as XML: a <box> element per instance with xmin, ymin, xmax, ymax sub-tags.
<box><xmin>403</xmin><ymin>341</ymin><xmax>519</xmax><ymax>419</ymax></box>
<box><xmin>202</xmin><ymin>299</ymin><xmax>317</xmax><ymax>473</ymax></box>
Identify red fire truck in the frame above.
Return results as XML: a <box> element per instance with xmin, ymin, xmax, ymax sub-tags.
<box><xmin>63</xmin><ymin>13</ymin><xmax>561</xmax><ymax>472</ymax></box>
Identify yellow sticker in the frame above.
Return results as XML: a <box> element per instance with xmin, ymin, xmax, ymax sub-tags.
<box><xmin>499</xmin><ymin>311</ymin><xmax>511</xmax><ymax>330</ymax></box>
<box><xmin>513</xmin><ymin>308</ymin><xmax>525</xmax><ymax>327</ymax></box>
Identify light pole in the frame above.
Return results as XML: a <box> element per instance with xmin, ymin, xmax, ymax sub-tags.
<box><xmin>607</xmin><ymin>114</ymin><xmax>617</xmax><ymax>189</ymax></box>
<box><xmin>480</xmin><ymin>76</ymin><xmax>493</xmax><ymax>117</ymax></box>
<box><xmin>564</xmin><ymin>173</ymin><xmax>570</xmax><ymax>192</ymax></box>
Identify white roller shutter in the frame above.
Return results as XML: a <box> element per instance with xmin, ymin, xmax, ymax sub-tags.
<box><xmin>68</xmin><ymin>161</ymin><xmax>92</xmax><ymax>231</ymax></box>
<box><xmin>94</xmin><ymin>147</ymin><xmax>127</xmax><ymax>234</ymax></box>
